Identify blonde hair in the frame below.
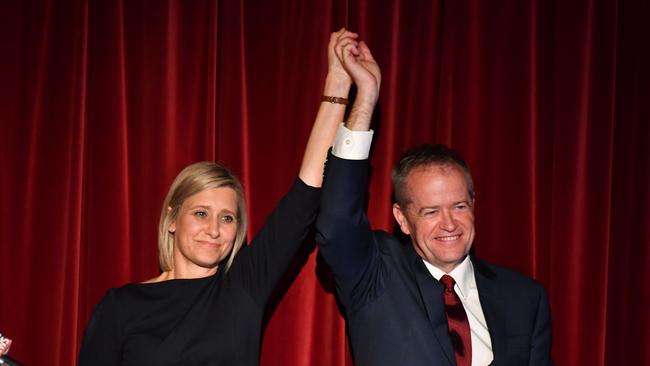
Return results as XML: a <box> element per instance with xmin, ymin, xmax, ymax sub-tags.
<box><xmin>158</xmin><ymin>162</ymin><xmax>247</xmax><ymax>272</ymax></box>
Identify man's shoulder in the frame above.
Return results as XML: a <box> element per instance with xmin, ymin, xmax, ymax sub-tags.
<box><xmin>471</xmin><ymin>255</ymin><xmax>546</xmax><ymax>292</ymax></box>
<box><xmin>372</xmin><ymin>229</ymin><xmax>408</xmax><ymax>253</ymax></box>
<box><xmin>371</xmin><ymin>230</ymin><xmax>424</xmax><ymax>272</ymax></box>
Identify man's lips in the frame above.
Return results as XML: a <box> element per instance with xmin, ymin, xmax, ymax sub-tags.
<box><xmin>435</xmin><ymin>234</ymin><xmax>461</xmax><ymax>241</ymax></box>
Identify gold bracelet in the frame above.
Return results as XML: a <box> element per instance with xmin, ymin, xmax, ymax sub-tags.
<box><xmin>321</xmin><ymin>95</ymin><xmax>349</xmax><ymax>105</ymax></box>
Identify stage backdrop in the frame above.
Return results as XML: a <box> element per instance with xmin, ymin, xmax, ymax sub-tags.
<box><xmin>1</xmin><ymin>0</ymin><xmax>648</xmax><ymax>365</ymax></box>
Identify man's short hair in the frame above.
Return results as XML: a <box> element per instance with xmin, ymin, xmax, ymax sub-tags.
<box><xmin>391</xmin><ymin>144</ymin><xmax>474</xmax><ymax>207</ymax></box>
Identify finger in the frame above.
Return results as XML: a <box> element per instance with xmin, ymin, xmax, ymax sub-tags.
<box><xmin>337</xmin><ymin>30</ymin><xmax>358</xmax><ymax>42</ymax></box>
<box><xmin>336</xmin><ymin>38</ymin><xmax>359</xmax><ymax>60</ymax></box>
<box><xmin>335</xmin><ymin>37</ymin><xmax>359</xmax><ymax>55</ymax></box>
<box><xmin>335</xmin><ymin>34</ymin><xmax>359</xmax><ymax>47</ymax></box>
<box><xmin>339</xmin><ymin>40</ymin><xmax>359</xmax><ymax>55</ymax></box>
<box><xmin>329</xmin><ymin>28</ymin><xmax>350</xmax><ymax>49</ymax></box>
<box><xmin>330</xmin><ymin>28</ymin><xmax>356</xmax><ymax>45</ymax></box>
<box><xmin>358</xmin><ymin>41</ymin><xmax>376</xmax><ymax>62</ymax></box>
<box><xmin>329</xmin><ymin>30</ymin><xmax>343</xmax><ymax>49</ymax></box>
<box><xmin>341</xmin><ymin>43</ymin><xmax>360</xmax><ymax>64</ymax></box>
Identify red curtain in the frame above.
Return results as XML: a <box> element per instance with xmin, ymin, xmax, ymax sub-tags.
<box><xmin>1</xmin><ymin>0</ymin><xmax>648</xmax><ymax>365</ymax></box>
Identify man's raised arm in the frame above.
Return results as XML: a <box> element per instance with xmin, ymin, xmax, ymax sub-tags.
<box><xmin>315</xmin><ymin>34</ymin><xmax>381</xmax><ymax>308</ymax></box>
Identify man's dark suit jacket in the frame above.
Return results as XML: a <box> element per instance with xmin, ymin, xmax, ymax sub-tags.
<box><xmin>316</xmin><ymin>154</ymin><xmax>552</xmax><ymax>366</ymax></box>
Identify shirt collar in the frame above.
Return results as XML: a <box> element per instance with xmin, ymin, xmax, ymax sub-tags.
<box><xmin>422</xmin><ymin>255</ymin><xmax>476</xmax><ymax>300</ymax></box>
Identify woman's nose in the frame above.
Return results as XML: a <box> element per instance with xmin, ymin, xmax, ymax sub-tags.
<box><xmin>206</xmin><ymin>219</ymin><xmax>220</xmax><ymax>238</ymax></box>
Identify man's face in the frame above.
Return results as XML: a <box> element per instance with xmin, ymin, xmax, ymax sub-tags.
<box><xmin>392</xmin><ymin>164</ymin><xmax>475</xmax><ymax>273</ymax></box>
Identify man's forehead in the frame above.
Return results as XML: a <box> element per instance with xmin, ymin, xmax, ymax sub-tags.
<box><xmin>405</xmin><ymin>165</ymin><xmax>471</xmax><ymax>199</ymax></box>
<box><xmin>407</xmin><ymin>163</ymin><xmax>465</xmax><ymax>179</ymax></box>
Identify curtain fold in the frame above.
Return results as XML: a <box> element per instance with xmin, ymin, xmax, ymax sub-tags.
<box><xmin>1</xmin><ymin>0</ymin><xmax>648</xmax><ymax>365</ymax></box>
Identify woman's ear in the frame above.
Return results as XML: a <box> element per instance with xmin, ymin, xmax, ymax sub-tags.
<box><xmin>167</xmin><ymin>206</ymin><xmax>176</xmax><ymax>233</ymax></box>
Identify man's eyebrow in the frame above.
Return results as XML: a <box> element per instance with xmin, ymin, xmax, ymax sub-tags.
<box><xmin>416</xmin><ymin>205</ymin><xmax>440</xmax><ymax>214</ymax></box>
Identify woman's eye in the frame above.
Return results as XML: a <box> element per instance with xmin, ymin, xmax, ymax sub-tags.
<box><xmin>221</xmin><ymin>215</ymin><xmax>234</xmax><ymax>223</ymax></box>
<box><xmin>194</xmin><ymin>211</ymin><xmax>208</xmax><ymax>218</ymax></box>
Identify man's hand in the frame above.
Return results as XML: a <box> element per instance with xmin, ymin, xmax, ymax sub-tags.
<box><xmin>336</xmin><ymin>36</ymin><xmax>381</xmax><ymax>104</ymax></box>
<box><xmin>335</xmin><ymin>34</ymin><xmax>381</xmax><ymax>131</ymax></box>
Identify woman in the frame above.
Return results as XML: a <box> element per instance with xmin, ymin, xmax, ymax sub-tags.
<box><xmin>78</xmin><ymin>29</ymin><xmax>362</xmax><ymax>365</ymax></box>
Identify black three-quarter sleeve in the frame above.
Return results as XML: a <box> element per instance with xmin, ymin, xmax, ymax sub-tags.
<box><xmin>232</xmin><ymin>177</ymin><xmax>320</xmax><ymax>306</ymax></box>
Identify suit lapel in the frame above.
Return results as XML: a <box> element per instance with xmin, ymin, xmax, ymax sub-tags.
<box><xmin>472</xmin><ymin>256</ymin><xmax>507</xmax><ymax>366</ymax></box>
<box><xmin>405</xmin><ymin>245</ymin><xmax>456</xmax><ymax>365</ymax></box>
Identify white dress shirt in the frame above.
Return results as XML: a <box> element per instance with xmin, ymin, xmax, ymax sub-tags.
<box><xmin>331</xmin><ymin>123</ymin><xmax>374</xmax><ymax>159</ymax></box>
<box><xmin>424</xmin><ymin>256</ymin><xmax>494</xmax><ymax>366</ymax></box>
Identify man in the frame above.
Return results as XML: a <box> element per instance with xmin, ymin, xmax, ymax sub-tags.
<box><xmin>316</xmin><ymin>33</ymin><xmax>552</xmax><ymax>366</ymax></box>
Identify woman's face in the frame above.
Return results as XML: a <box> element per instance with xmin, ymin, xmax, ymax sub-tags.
<box><xmin>169</xmin><ymin>186</ymin><xmax>239</xmax><ymax>276</ymax></box>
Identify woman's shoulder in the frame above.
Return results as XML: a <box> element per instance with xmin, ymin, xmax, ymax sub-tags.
<box><xmin>128</xmin><ymin>273</ymin><xmax>222</xmax><ymax>307</ymax></box>
<box><xmin>96</xmin><ymin>282</ymin><xmax>149</xmax><ymax>310</ymax></box>
<box><xmin>93</xmin><ymin>277</ymin><xmax>206</xmax><ymax>323</ymax></box>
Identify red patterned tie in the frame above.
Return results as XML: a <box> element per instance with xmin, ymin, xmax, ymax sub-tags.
<box><xmin>440</xmin><ymin>274</ymin><xmax>472</xmax><ymax>366</ymax></box>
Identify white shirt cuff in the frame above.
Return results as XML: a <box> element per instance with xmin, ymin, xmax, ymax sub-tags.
<box><xmin>331</xmin><ymin>124</ymin><xmax>374</xmax><ymax>160</ymax></box>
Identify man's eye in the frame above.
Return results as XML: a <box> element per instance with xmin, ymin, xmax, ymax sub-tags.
<box><xmin>422</xmin><ymin>210</ymin><xmax>438</xmax><ymax>216</ymax></box>
<box><xmin>455</xmin><ymin>204</ymin><xmax>467</xmax><ymax>210</ymax></box>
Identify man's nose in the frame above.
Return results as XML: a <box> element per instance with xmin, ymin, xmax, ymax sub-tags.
<box><xmin>439</xmin><ymin>210</ymin><xmax>457</xmax><ymax>231</ymax></box>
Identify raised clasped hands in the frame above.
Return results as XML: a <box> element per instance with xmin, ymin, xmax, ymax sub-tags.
<box><xmin>334</xmin><ymin>29</ymin><xmax>381</xmax><ymax>106</ymax></box>
<box><xmin>329</xmin><ymin>28</ymin><xmax>381</xmax><ymax>130</ymax></box>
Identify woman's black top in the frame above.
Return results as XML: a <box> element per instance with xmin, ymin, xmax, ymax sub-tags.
<box><xmin>78</xmin><ymin>179</ymin><xmax>320</xmax><ymax>366</ymax></box>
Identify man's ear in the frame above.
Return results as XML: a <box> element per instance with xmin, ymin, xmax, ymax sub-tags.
<box><xmin>392</xmin><ymin>203</ymin><xmax>411</xmax><ymax>235</ymax></box>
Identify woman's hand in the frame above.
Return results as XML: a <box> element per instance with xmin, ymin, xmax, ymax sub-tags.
<box><xmin>324</xmin><ymin>28</ymin><xmax>356</xmax><ymax>97</ymax></box>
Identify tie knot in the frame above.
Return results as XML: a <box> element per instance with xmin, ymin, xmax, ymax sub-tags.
<box><xmin>440</xmin><ymin>274</ymin><xmax>456</xmax><ymax>291</ymax></box>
